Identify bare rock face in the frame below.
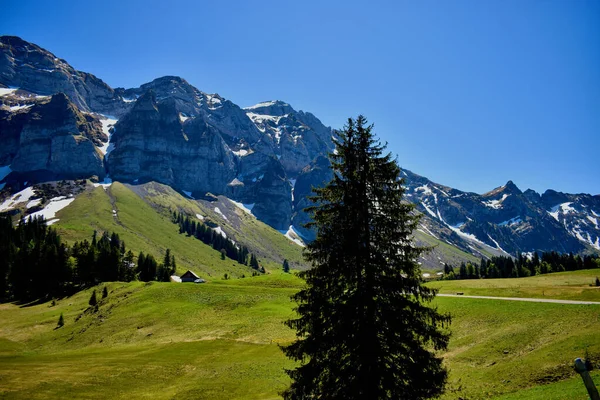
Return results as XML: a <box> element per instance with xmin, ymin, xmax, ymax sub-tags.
<box><xmin>402</xmin><ymin>169</ymin><xmax>593</xmax><ymax>255</ymax></box>
<box><xmin>251</xmin><ymin>158</ymin><xmax>292</xmax><ymax>230</ymax></box>
<box><xmin>244</xmin><ymin>100</ymin><xmax>334</xmax><ymax>176</ymax></box>
<box><xmin>0</xmin><ymin>36</ymin><xmax>126</xmax><ymax>117</ymax></box>
<box><xmin>3</xmin><ymin>93</ymin><xmax>105</xmax><ymax>179</ymax></box>
<box><xmin>108</xmin><ymin>91</ymin><xmax>237</xmax><ymax>194</ymax></box>
<box><xmin>292</xmin><ymin>155</ymin><xmax>334</xmax><ymax>240</ymax></box>
<box><xmin>115</xmin><ymin>76</ymin><xmax>266</xmax><ymax>150</ymax></box>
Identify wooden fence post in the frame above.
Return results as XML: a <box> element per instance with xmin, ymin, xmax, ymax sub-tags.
<box><xmin>574</xmin><ymin>358</ymin><xmax>600</xmax><ymax>400</ymax></box>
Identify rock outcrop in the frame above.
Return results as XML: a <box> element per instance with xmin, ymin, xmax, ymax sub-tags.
<box><xmin>1</xmin><ymin>92</ymin><xmax>106</xmax><ymax>179</ymax></box>
<box><xmin>244</xmin><ymin>100</ymin><xmax>334</xmax><ymax>176</ymax></box>
<box><xmin>0</xmin><ymin>36</ymin><xmax>126</xmax><ymax>117</ymax></box>
<box><xmin>108</xmin><ymin>90</ymin><xmax>237</xmax><ymax>195</ymax></box>
<box><xmin>292</xmin><ymin>156</ymin><xmax>334</xmax><ymax>240</ymax></box>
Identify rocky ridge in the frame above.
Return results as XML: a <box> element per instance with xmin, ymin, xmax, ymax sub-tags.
<box><xmin>0</xmin><ymin>36</ymin><xmax>598</xmax><ymax>264</ymax></box>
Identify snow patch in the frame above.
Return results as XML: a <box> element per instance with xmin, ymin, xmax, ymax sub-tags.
<box><xmin>586</xmin><ymin>215</ymin><xmax>598</xmax><ymax>228</ymax></box>
<box><xmin>244</xmin><ymin>101</ymin><xmax>277</xmax><ymax>110</ymax></box>
<box><xmin>214</xmin><ymin>207</ymin><xmax>228</xmax><ymax>220</ymax></box>
<box><xmin>279</xmin><ymin>225</ymin><xmax>305</xmax><ymax>247</ymax></box>
<box><xmin>196</xmin><ymin>213</ymin><xmax>204</xmax><ymax>221</ymax></box>
<box><xmin>548</xmin><ymin>202</ymin><xmax>576</xmax><ymax>221</ymax></box>
<box><xmin>232</xmin><ymin>149</ymin><xmax>249</xmax><ymax>157</ymax></box>
<box><xmin>122</xmin><ymin>97</ymin><xmax>136</xmax><ymax>103</ymax></box>
<box><xmin>29</xmin><ymin>196</ymin><xmax>75</xmax><ymax>225</ymax></box>
<box><xmin>9</xmin><ymin>104</ymin><xmax>33</xmax><ymax>111</ymax></box>
<box><xmin>214</xmin><ymin>226</ymin><xmax>227</xmax><ymax>238</ymax></box>
<box><xmin>92</xmin><ymin>176</ymin><xmax>113</xmax><ymax>190</ymax></box>
<box><xmin>179</xmin><ymin>113</ymin><xmax>189</xmax><ymax>123</ymax></box>
<box><xmin>229</xmin><ymin>199</ymin><xmax>254</xmax><ymax>215</ymax></box>
<box><xmin>499</xmin><ymin>216</ymin><xmax>522</xmax><ymax>226</ymax></box>
<box><xmin>206</xmin><ymin>94</ymin><xmax>222</xmax><ymax>109</ymax></box>
<box><xmin>246</xmin><ymin>112</ymin><xmax>286</xmax><ymax>125</ymax></box>
<box><xmin>98</xmin><ymin>117</ymin><xmax>118</xmax><ymax>156</ymax></box>
<box><xmin>0</xmin><ymin>88</ymin><xmax>18</xmax><ymax>96</ymax></box>
<box><xmin>26</xmin><ymin>198</ymin><xmax>42</xmax><ymax>209</ymax></box>
<box><xmin>421</xmin><ymin>202</ymin><xmax>438</xmax><ymax>219</ymax></box>
<box><xmin>482</xmin><ymin>194</ymin><xmax>509</xmax><ymax>209</ymax></box>
<box><xmin>487</xmin><ymin>234</ymin><xmax>507</xmax><ymax>253</ymax></box>
<box><xmin>0</xmin><ymin>187</ymin><xmax>37</xmax><ymax>212</ymax></box>
<box><xmin>415</xmin><ymin>184</ymin><xmax>433</xmax><ymax>195</ymax></box>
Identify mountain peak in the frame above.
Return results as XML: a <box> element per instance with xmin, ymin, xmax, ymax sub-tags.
<box><xmin>150</xmin><ymin>75</ymin><xmax>188</xmax><ymax>85</ymax></box>
<box><xmin>504</xmin><ymin>180</ymin><xmax>521</xmax><ymax>193</ymax></box>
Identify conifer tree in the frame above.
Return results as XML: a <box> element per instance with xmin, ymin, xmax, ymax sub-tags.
<box><xmin>89</xmin><ymin>290</ymin><xmax>97</xmax><ymax>307</ymax></box>
<box><xmin>163</xmin><ymin>249</ymin><xmax>172</xmax><ymax>272</ymax></box>
<box><xmin>57</xmin><ymin>313</ymin><xmax>64</xmax><ymax>328</ymax></box>
<box><xmin>102</xmin><ymin>286</ymin><xmax>108</xmax><ymax>299</ymax></box>
<box><xmin>281</xmin><ymin>116</ymin><xmax>450</xmax><ymax>399</ymax></box>
<box><xmin>283</xmin><ymin>259</ymin><xmax>290</xmax><ymax>273</ymax></box>
<box><xmin>170</xmin><ymin>255</ymin><xmax>176</xmax><ymax>275</ymax></box>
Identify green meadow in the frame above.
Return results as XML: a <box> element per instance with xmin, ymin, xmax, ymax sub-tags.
<box><xmin>53</xmin><ymin>182</ymin><xmax>305</xmax><ymax>279</ymax></box>
<box><xmin>0</xmin><ymin>271</ymin><xmax>599</xmax><ymax>399</ymax></box>
<box><xmin>428</xmin><ymin>269</ymin><xmax>600</xmax><ymax>301</ymax></box>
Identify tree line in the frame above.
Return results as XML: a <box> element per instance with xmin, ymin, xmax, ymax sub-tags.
<box><xmin>443</xmin><ymin>251</ymin><xmax>600</xmax><ymax>280</ymax></box>
<box><xmin>172</xmin><ymin>210</ymin><xmax>264</xmax><ymax>273</ymax></box>
<box><xmin>0</xmin><ymin>215</ymin><xmax>177</xmax><ymax>302</ymax></box>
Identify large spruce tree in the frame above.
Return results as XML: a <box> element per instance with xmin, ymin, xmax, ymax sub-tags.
<box><xmin>282</xmin><ymin>116</ymin><xmax>450</xmax><ymax>399</ymax></box>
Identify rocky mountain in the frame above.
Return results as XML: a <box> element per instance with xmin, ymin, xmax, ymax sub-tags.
<box><xmin>0</xmin><ymin>36</ymin><xmax>598</xmax><ymax>267</ymax></box>
<box><xmin>401</xmin><ymin>169</ymin><xmax>600</xmax><ymax>256</ymax></box>
<box><xmin>0</xmin><ymin>91</ymin><xmax>107</xmax><ymax>181</ymax></box>
<box><xmin>0</xmin><ymin>36</ymin><xmax>126</xmax><ymax>117</ymax></box>
<box><xmin>0</xmin><ymin>36</ymin><xmax>333</xmax><ymax>231</ymax></box>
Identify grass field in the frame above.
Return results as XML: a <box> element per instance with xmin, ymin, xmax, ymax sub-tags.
<box><xmin>53</xmin><ymin>182</ymin><xmax>304</xmax><ymax>279</ymax></box>
<box><xmin>0</xmin><ymin>270</ymin><xmax>599</xmax><ymax>399</ymax></box>
<box><xmin>428</xmin><ymin>269</ymin><xmax>600</xmax><ymax>301</ymax></box>
<box><xmin>127</xmin><ymin>183</ymin><xmax>307</xmax><ymax>270</ymax></box>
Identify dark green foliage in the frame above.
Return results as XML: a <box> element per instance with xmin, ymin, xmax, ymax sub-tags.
<box><xmin>57</xmin><ymin>313</ymin><xmax>64</xmax><ymax>328</ymax></box>
<box><xmin>249</xmin><ymin>254</ymin><xmax>260</xmax><ymax>270</ymax></box>
<box><xmin>281</xmin><ymin>116</ymin><xmax>451</xmax><ymax>399</ymax></box>
<box><xmin>282</xmin><ymin>259</ymin><xmax>290</xmax><ymax>273</ymax></box>
<box><xmin>596</xmin><ymin>277</ymin><xmax>600</xmax><ymax>287</ymax></box>
<box><xmin>89</xmin><ymin>290</ymin><xmax>97</xmax><ymax>307</ymax></box>
<box><xmin>0</xmin><ymin>215</ymin><xmax>71</xmax><ymax>301</ymax></box>
<box><xmin>444</xmin><ymin>252</ymin><xmax>600</xmax><ymax>281</ymax></box>
<box><xmin>102</xmin><ymin>286</ymin><xmax>108</xmax><ymax>299</ymax></box>
<box><xmin>0</xmin><ymin>215</ymin><xmax>179</xmax><ymax>301</ymax></box>
<box><xmin>172</xmin><ymin>210</ymin><xmax>259</xmax><ymax>273</ymax></box>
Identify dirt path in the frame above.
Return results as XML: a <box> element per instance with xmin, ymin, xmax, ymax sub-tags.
<box><xmin>437</xmin><ymin>294</ymin><xmax>600</xmax><ymax>305</ymax></box>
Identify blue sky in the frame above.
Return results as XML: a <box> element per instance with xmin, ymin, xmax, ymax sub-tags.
<box><xmin>3</xmin><ymin>0</ymin><xmax>599</xmax><ymax>194</ymax></box>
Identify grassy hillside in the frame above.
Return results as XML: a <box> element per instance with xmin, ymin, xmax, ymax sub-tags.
<box><xmin>414</xmin><ymin>229</ymin><xmax>481</xmax><ymax>271</ymax></box>
<box><xmin>54</xmin><ymin>182</ymin><xmax>252</xmax><ymax>279</ymax></box>
<box><xmin>127</xmin><ymin>183</ymin><xmax>307</xmax><ymax>270</ymax></box>
<box><xmin>0</xmin><ymin>271</ymin><xmax>599</xmax><ymax>399</ymax></box>
<box><xmin>428</xmin><ymin>269</ymin><xmax>600</xmax><ymax>301</ymax></box>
